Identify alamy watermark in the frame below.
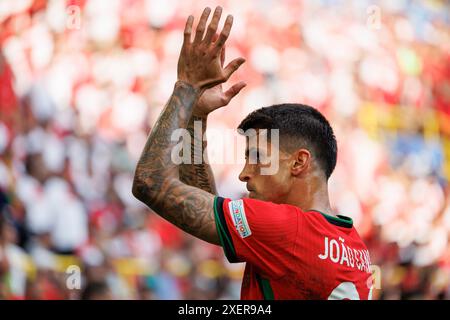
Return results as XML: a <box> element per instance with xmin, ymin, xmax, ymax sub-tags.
<box><xmin>66</xmin><ymin>5</ymin><xmax>82</xmax><ymax>30</ymax></box>
<box><xmin>66</xmin><ymin>265</ymin><xmax>82</xmax><ymax>290</ymax></box>
<box><xmin>366</xmin><ymin>5</ymin><xmax>381</xmax><ymax>30</ymax></box>
<box><xmin>171</xmin><ymin>123</ymin><xmax>280</xmax><ymax>175</ymax></box>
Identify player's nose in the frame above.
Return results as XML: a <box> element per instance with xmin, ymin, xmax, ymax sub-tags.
<box><xmin>239</xmin><ymin>165</ymin><xmax>251</xmax><ymax>182</ymax></box>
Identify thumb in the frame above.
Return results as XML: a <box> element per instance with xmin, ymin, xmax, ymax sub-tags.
<box><xmin>224</xmin><ymin>81</ymin><xmax>247</xmax><ymax>102</ymax></box>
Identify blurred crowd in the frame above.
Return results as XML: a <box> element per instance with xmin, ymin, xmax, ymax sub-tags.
<box><xmin>0</xmin><ymin>0</ymin><xmax>449</xmax><ymax>299</ymax></box>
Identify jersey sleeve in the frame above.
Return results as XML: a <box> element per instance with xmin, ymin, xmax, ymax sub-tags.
<box><xmin>213</xmin><ymin>196</ymin><xmax>299</xmax><ymax>277</ymax></box>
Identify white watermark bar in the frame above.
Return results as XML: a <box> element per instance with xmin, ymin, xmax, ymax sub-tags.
<box><xmin>171</xmin><ymin>123</ymin><xmax>280</xmax><ymax>175</ymax></box>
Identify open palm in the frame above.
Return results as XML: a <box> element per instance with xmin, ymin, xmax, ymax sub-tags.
<box><xmin>194</xmin><ymin>45</ymin><xmax>246</xmax><ymax>118</ymax></box>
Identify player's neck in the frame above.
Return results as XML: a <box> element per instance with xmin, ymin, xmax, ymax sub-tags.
<box><xmin>287</xmin><ymin>177</ymin><xmax>334</xmax><ymax>216</ymax></box>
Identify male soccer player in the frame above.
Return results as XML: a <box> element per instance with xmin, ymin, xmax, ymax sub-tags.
<box><xmin>132</xmin><ymin>6</ymin><xmax>373</xmax><ymax>300</ymax></box>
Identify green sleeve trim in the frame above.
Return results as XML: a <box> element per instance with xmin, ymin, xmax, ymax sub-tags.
<box><xmin>213</xmin><ymin>196</ymin><xmax>239</xmax><ymax>263</ymax></box>
<box><xmin>256</xmin><ymin>273</ymin><xmax>275</xmax><ymax>300</ymax></box>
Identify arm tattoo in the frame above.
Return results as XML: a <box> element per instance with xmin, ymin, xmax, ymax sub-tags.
<box><xmin>179</xmin><ymin>115</ymin><xmax>218</xmax><ymax>194</ymax></box>
<box><xmin>132</xmin><ymin>82</ymin><xmax>219</xmax><ymax>245</ymax></box>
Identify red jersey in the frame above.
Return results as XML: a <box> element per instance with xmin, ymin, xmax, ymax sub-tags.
<box><xmin>213</xmin><ymin>197</ymin><xmax>373</xmax><ymax>300</ymax></box>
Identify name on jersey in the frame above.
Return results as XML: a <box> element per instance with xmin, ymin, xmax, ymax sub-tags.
<box><xmin>318</xmin><ymin>236</ymin><xmax>371</xmax><ymax>273</ymax></box>
<box><xmin>228</xmin><ymin>200</ymin><xmax>252</xmax><ymax>238</ymax></box>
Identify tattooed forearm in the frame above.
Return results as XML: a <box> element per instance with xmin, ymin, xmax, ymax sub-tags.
<box><xmin>133</xmin><ymin>81</ymin><xmax>196</xmax><ymax>198</ymax></box>
<box><xmin>132</xmin><ymin>81</ymin><xmax>219</xmax><ymax>244</ymax></box>
<box><xmin>179</xmin><ymin>116</ymin><xmax>218</xmax><ymax>194</ymax></box>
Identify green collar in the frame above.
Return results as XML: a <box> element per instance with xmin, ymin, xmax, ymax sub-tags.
<box><xmin>309</xmin><ymin>210</ymin><xmax>353</xmax><ymax>228</ymax></box>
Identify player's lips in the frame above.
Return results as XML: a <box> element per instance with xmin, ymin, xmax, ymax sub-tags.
<box><xmin>246</xmin><ymin>185</ymin><xmax>255</xmax><ymax>192</ymax></box>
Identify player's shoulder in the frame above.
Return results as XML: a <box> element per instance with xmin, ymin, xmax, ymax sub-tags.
<box><xmin>222</xmin><ymin>197</ymin><xmax>301</xmax><ymax>225</ymax></box>
<box><xmin>229</xmin><ymin>197</ymin><xmax>301</xmax><ymax>214</ymax></box>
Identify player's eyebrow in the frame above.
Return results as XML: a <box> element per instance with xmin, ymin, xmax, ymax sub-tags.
<box><xmin>245</xmin><ymin>147</ymin><xmax>262</xmax><ymax>160</ymax></box>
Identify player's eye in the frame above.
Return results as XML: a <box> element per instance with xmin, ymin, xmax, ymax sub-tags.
<box><xmin>248</xmin><ymin>149</ymin><xmax>260</xmax><ymax>164</ymax></box>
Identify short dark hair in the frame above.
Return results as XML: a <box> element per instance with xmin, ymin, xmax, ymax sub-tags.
<box><xmin>237</xmin><ymin>103</ymin><xmax>337</xmax><ymax>179</ymax></box>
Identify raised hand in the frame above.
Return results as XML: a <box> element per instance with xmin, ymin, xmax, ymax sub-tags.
<box><xmin>177</xmin><ymin>6</ymin><xmax>246</xmax><ymax>91</ymax></box>
<box><xmin>194</xmin><ymin>40</ymin><xmax>246</xmax><ymax>118</ymax></box>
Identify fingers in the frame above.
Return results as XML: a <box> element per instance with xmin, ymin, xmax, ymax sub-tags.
<box><xmin>223</xmin><ymin>57</ymin><xmax>245</xmax><ymax>80</ymax></box>
<box><xmin>212</xmin><ymin>15</ymin><xmax>233</xmax><ymax>56</ymax></box>
<box><xmin>224</xmin><ymin>81</ymin><xmax>247</xmax><ymax>102</ymax></box>
<box><xmin>183</xmin><ymin>15</ymin><xmax>194</xmax><ymax>46</ymax></box>
<box><xmin>220</xmin><ymin>45</ymin><xmax>225</xmax><ymax>67</ymax></box>
<box><xmin>203</xmin><ymin>6</ymin><xmax>222</xmax><ymax>43</ymax></box>
<box><xmin>211</xmin><ymin>29</ymin><xmax>224</xmax><ymax>67</ymax></box>
<box><xmin>211</xmin><ymin>33</ymin><xmax>219</xmax><ymax>43</ymax></box>
<box><xmin>189</xmin><ymin>7</ymin><xmax>232</xmax><ymax>53</ymax></box>
<box><xmin>193</xmin><ymin>7</ymin><xmax>211</xmax><ymax>44</ymax></box>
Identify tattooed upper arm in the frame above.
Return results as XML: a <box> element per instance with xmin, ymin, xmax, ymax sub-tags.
<box><xmin>135</xmin><ymin>178</ymin><xmax>220</xmax><ymax>245</ymax></box>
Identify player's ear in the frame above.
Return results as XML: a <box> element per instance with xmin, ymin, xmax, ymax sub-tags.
<box><xmin>291</xmin><ymin>149</ymin><xmax>311</xmax><ymax>176</ymax></box>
